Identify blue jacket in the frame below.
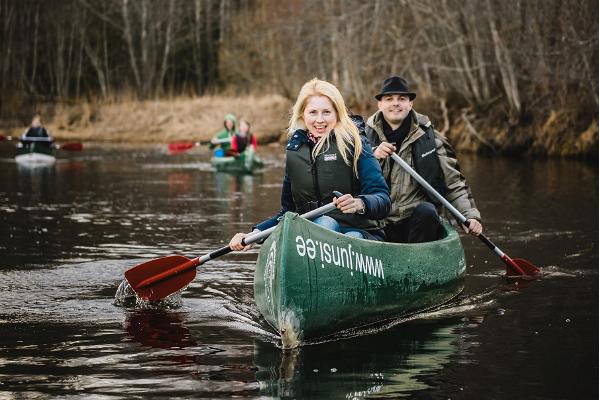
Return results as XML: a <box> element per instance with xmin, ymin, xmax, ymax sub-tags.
<box><xmin>255</xmin><ymin>131</ymin><xmax>391</xmax><ymax>231</ymax></box>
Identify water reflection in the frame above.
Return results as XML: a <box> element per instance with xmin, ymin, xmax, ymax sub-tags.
<box><xmin>167</xmin><ymin>172</ymin><xmax>194</xmax><ymax>196</ymax></box>
<box><xmin>16</xmin><ymin>162</ymin><xmax>56</xmax><ymax>200</ymax></box>
<box><xmin>254</xmin><ymin>319</ymin><xmax>466</xmax><ymax>399</ymax></box>
<box><xmin>213</xmin><ymin>171</ymin><xmax>257</xmax><ymax>196</ymax></box>
<box><xmin>124</xmin><ymin>310</ymin><xmax>197</xmax><ymax>349</ymax></box>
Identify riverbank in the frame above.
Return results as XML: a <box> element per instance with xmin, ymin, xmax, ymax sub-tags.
<box><xmin>4</xmin><ymin>94</ymin><xmax>292</xmax><ymax>145</ymax></box>
<box><xmin>2</xmin><ymin>94</ymin><xmax>597</xmax><ymax>159</ymax></box>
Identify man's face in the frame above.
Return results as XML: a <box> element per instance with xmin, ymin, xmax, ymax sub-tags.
<box><xmin>378</xmin><ymin>94</ymin><xmax>413</xmax><ymax>126</ymax></box>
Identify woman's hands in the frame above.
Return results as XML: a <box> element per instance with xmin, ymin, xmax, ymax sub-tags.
<box><xmin>334</xmin><ymin>193</ymin><xmax>366</xmax><ymax>214</ymax></box>
<box><xmin>228</xmin><ymin>229</ymin><xmax>260</xmax><ymax>251</ymax></box>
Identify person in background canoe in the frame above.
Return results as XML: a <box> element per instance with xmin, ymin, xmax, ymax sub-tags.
<box><xmin>22</xmin><ymin>114</ymin><xmax>50</xmax><ymax>138</ymax></box>
<box><xmin>365</xmin><ymin>75</ymin><xmax>483</xmax><ymax>243</ymax></box>
<box><xmin>209</xmin><ymin>113</ymin><xmax>237</xmax><ymax>157</ymax></box>
<box><xmin>229</xmin><ymin>78</ymin><xmax>391</xmax><ymax>251</ymax></box>
<box><xmin>227</xmin><ymin>118</ymin><xmax>257</xmax><ymax>156</ymax></box>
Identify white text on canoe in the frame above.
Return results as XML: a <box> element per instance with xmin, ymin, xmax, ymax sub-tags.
<box><xmin>295</xmin><ymin>235</ymin><xmax>385</xmax><ymax>279</ymax></box>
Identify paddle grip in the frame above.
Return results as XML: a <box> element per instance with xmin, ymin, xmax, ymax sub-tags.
<box><xmin>209</xmin><ymin>245</ymin><xmax>234</xmax><ymax>259</ymax></box>
<box><xmin>477</xmin><ymin>233</ymin><xmax>497</xmax><ymax>251</ymax></box>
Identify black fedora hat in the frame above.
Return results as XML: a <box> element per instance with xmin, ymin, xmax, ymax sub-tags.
<box><xmin>375</xmin><ymin>76</ymin><xmax>416</xmax><ymax>100</ymax></box>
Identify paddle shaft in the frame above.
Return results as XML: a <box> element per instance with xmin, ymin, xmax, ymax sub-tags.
<box><xmin>389</xmin><ymin>153</ymin><xmax>526</xmax><ymax>275</ymax></box>
<box><xmin>200</xmin><ymin>200</ymin><xmax>338</xmax><ymax>263</ymax></box>
<box><xmin>3</xmin><ymin>134</ymin><xmax>82</xmax><ymax>150</ymax></box>
<box><xmin>136</xmin><ymin>198</ymin><xmax>340</xmax><ymax>289</ymax></box>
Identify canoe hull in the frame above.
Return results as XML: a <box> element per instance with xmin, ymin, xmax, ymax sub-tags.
<box><xmin>15</xmin><ymin>141</ymin><xmax>56</xmax><ymax>165</ymax></box>
<box><xmin>254</xmin><ymin>212</ymin><xmax>466</xmax><ymax>348</ymax></box>
<box><xmin>211</xmin><ymin>152</ymin><xmax>263</xmax><ymax>174</ymax></box>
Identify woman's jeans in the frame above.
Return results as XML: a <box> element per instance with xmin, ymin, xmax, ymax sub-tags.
<box><xmin>312</xmin><ymin>215</ymin><xmax>365</xmax><ymax>239</ymax></box>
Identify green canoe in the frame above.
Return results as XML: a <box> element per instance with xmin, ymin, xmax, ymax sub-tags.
<box><xmin>210</xmin><ymin>151</ymin><xmax>263</xmax><ymax>174</ymax></box>
<box><xmin>254</xmin><ymin>212</ymin><xmax>466</xmax><ymax>348</ymax></box>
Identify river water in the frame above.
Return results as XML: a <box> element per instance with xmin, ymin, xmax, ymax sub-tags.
<box><xmin>0</xmin><ymin>143</ymin><xmax>597</xmax><ymax>399</ymax></box>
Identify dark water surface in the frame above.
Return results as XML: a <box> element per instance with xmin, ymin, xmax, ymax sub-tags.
<box><xmin>0</xmin><ymin>143</ymin><xmax>597</xmax><ymax>399</ymax></box>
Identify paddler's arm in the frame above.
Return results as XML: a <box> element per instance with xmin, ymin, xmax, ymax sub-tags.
<box><xmin>230</xmin><ymin>170</ymin><xmax>295</xmax><ymax>251</ymax></box>
<box><xmin>355</xmin><ymin>136</ymin><xmax>391</xmax><ymax>220</ymax></box>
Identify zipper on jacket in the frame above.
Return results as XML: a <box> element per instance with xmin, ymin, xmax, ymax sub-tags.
<box><xmin>310</xmin><ymin>149</ymin><xmax>322</xmax><ymax>205</ymax></box>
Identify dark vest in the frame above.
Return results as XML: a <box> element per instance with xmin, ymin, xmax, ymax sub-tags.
<box><xmin>366</xmin><ymin>122</ymin><xmax>445</xmax><ymax>204</ymax></box>
<box><xmin>412</xmin><ymin>124</ymin><xmax>445</xmax><ymax>204</ymax></box>
<box><xmin>24</xmin><ymin>127</ymin><xmax>49</xmax><ymax>138</ymax></box>
<box><xmin>234</xmin><ymin>134</ymin><xmax>249</xmax><ymax>152</ymax></box>
<box><xmin>286</xmin><ymin>132</ymin><xmax>380</xmax><ymax>231</ymax></box>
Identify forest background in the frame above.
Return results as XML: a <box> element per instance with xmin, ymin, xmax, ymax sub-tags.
<box><xmin>0</xmin><ymin>0</ymin><xmax>597</xmax><ymax>158</ymax></box>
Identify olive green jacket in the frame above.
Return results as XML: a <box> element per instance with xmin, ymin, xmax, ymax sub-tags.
<box><xmin>365</xmin><ymin>110</ymin><xmax>481</xmax><ymax>224</ymax></box>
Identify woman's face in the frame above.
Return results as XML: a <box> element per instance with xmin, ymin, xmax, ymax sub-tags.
<box><xmin>302</xmin><ymin>95</ymin><xmax>337</xmax><ymax>137</ymax></box>
<box><xmin>239</xmin><ymin>121</ymin><xmax>249</xmax><ymax>136</ymax></box>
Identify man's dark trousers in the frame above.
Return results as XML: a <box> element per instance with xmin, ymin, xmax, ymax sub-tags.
<box><xmin>384</xmin><ymin>202</ymin><xmax>443</xmax><ymax>243</ymax></box>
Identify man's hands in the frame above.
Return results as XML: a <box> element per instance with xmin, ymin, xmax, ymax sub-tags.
<box><xmin>373</xmin><ymin>142</ymin><xmax>396</xmax><ymax>160</ymax></box>
<box><xmin>462</xmin><ymin>219</ymin><xmax>483</xmax><ymax>236</ymax></box>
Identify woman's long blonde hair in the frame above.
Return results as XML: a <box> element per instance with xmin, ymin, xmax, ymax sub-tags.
<box><xmin>288</xmin><ymin>78</ymin><xmax>362</xmax><ymax>177</ymax></box>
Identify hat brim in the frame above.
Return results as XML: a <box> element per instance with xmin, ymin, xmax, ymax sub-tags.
<box><xmin>375</xmin><ymin>92</ymin><xmax>416</xmax><ymax>101</ymax></box>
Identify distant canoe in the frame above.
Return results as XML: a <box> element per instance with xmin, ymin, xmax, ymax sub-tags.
<box><xmin>254</xmin><ymin>212</ymin><xmax>466</xmax><ymax>348</ymax></box>
<box><xmin>15</xmin><ymin>139</ymin><xmax>56</xmax><ymax>165</ymax></box>
<box><xmin>210</xmin><ymin>151</ymin><xmax>263</xmax><ymax>174</ymax></box>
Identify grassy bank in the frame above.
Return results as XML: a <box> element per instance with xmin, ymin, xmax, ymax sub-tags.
<box><xmin>8</xmin><ymin>94</ymin><xmax>292</xmax><ymax>145</ymax></box>
<box><xmin>4</xmin><ymin>94</ymin><xmax>597</xmax><ymax>159</ymax></box>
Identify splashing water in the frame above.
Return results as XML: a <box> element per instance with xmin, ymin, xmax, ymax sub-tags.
<box><xmin>113</xmin><ymin>279</ymin><xmax>184</xmax><ymax>309</ymax></box>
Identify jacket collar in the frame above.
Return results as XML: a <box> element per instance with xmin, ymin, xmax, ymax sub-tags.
<box><xmin>367</xmin><ymin>110</ymin><xmax>431</xmax><ymax>152</ymax></box>
<box><xmin>287</xmin><ymin>129</ymin><xmax>337</xmax><ymax>151</ymax></box>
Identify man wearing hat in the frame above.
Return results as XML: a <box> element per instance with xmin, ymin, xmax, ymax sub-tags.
<box><xmin>365</xmin><ymin>76</ymin><xmax>483</xmax><ymax>243</ymax></box>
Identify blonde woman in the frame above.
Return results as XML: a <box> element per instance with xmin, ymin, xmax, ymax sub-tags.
<box><xmin>229</xmin><ymin>78</ymin><xmax>390</xmax><ymax>250</ymax></box>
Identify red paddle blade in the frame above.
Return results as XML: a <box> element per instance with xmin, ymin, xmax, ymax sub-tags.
<box><xmin>60</xmin><ymin>142</ymin><xmax>83</xmax><ymax>151</ymax></box>
<box><xmin>505</xmin><ymin>256</ymin><xmax>540</xmax><ymax>278</ymax></box>
<box><xmin>168</xmin><ymin>141</ymin><xmax>194</xmax><ymax>154</ymax></box>
<box><xmin>125</xmin><ymin>255</ymin><xmax>197</xmax><ymax>301</ymax></box>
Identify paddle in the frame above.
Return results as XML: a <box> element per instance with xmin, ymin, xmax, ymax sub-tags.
<box><xmin>168</xmin><ymin>141</ymin><xmax>200</xmax><ymax>153</ymax></box>
<box><xmin>125</xmin><ymin>192</ymin><xmax>343</xmax><ymax>301</ymax></box>
<box><xmin>389</xmin><ymin>152</ymin><xmax>539</xmax><ymax>277</ymax></box>
<box><xmin>168</xmin><ymin>138</ymin><xmax>230</xmax><ymax>154</ymax></box>
<box><xmin>0</xmin><ymin>134</ymin><xmax>83</xmax><ymax>151</ymax></box>
<box><xmin>56</xmin><ymin>142</ymin><xmax>83</xmax><ymax>151</ymax></box>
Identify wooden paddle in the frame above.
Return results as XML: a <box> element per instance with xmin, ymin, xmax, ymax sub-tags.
<box><xmin>125</xmin><ymin>193</ymin><xmax>342</xmax><ymax>301</ymax></box>
<box><xmin>389</xmin><ymin>152</ymin><xmax>539</xmax><ymax>277</ymax></box>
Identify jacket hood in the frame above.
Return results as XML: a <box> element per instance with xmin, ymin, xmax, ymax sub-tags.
<box><xmin>223</xmin><ymin>113</ymin><xmax>237</xmax><ymax>129</ymax></box>
<box><xmin>224</xmin><ymin>113</ymin><xmax>237</xmax><ymax>122</ymax></box>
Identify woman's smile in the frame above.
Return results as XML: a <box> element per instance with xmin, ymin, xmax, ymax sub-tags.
<box><xmin>303</xmin><ymin>95</ymin><xmax>337</xmax><ymax>137</ymax></box>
